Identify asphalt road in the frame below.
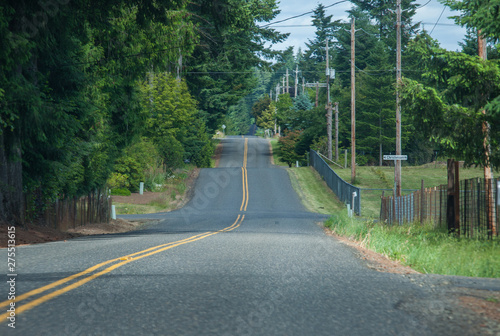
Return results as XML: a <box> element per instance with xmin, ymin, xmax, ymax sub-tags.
<box><xmin>1</xmin><ymin>136</ymin><xmax>499</xmax><ymax>335</ymax></box>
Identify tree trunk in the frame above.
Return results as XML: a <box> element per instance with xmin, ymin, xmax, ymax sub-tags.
<box><xmin>0</xmin><ymin>131</ymin><xmax>25</xmax><ymax>226</ymax></box>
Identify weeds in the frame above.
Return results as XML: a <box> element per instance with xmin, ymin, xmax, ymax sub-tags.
<box><xmin>325</xmin><ymin>212</ymin><xmax>499</xmax><ymax>278</ymax></box>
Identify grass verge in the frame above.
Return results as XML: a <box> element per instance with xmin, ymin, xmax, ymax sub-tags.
<box><xmin>288</xmin><ymin>163</ymin><xmax>499</xmax><ymax>278</ymax></box>
<box><xmin>287</xmin><ymin>167</ymin><xmax>343</xmax><ymax>214</ymax></box>
<box><xmin>325</xmin><ymin>212</ymin><xmax>499</xmax><ymax>278</ymax></box>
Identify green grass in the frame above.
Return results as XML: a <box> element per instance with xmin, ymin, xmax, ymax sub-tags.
<box><xmin>287</xmin><ymin>162</ymin><xmax>499</xmax><ymax>278</ymax></box>
<box><xmin>113</xmin><ymin>203</ymin><xmax>166</xmax><ymax>215</ymax></box>
<box><xmin>332</xmin><ymin>165</ymin><xmax>487</xmax><ymax>218</ymax></box>
<box><xmin>287</xmin><ymin>167</ymin><xmax>344</xmax><ymax>214</ymax></box>
<box><xmin>325</xmin><ymin>213</ymin><xmax>499</xmax><ymax>278</ymax></box>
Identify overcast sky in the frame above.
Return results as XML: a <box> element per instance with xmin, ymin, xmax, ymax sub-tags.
<box><xmin>266</xmin><ymin>0</ymin><xmax>467</xmax><ymax>53</ymax></box>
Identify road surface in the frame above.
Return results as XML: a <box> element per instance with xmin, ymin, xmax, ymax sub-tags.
<box><xmin>1</xmin><ymin>136</ymin><xmax>499</xmax><ymax>335</ymax></box>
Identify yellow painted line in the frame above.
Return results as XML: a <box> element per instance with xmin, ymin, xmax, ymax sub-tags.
<box><xmin>244</xmin><ymin>167</ymin><xmax>249</xmax><ymax>211</ymax></box>
<box><xmin>1</xmin><ymin>136</ymin><xmax>252</xmax><ymax>321</ymax></box>
<box><xmin>0</xmin><ymin>231</ymin><xmax>211</xmax><ymax>309</ymax></box>
<box><xmin>239</xmin><ymin>138</ymin><xmax>249</xmax><ymax>211</ymax></box>
<box><xmin>0</xmin><ymin>216</ymin><xmax>244</xmax><ymax>320</ymax></box>
<box><xmin>240</xmin><ymin>167</ymin><xmax>246</xmax><ymax>212</ymax></box>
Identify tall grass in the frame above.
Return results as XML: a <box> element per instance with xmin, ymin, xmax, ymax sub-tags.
<box><xmin>325</xmin><ymin>212</ymin><xmax>500</xmax><ymax>278</ymax></box>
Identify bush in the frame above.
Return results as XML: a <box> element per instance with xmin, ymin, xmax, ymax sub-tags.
<box><xmin>278</xmin><ymin>130</ymin><xmax>304</xmax><ymax>167</ymax></box>
<box><xmin>111</xmin><ymin>188</ymin><xmax>131</xmax><ymax>196</ymax></box>
<box><xmin>107</xmin><ymin>172</ymin><xmax>129</xmax><ymax>189</ymax></box>
<box><xmin>113</xmin><ymin>156</ymin><xmax>144</xmax><ymax>192</ymax></box>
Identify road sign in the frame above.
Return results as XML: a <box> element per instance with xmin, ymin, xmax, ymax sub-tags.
<box><xmin>305</xmin><ymin>83</ymin><xmax>328</xmax><ymax>88</ymax></box>
<box><xmin>222</xmin><ymin>124</ymin><xmax>226</xmax><ymax>129</ymax></box>
<box><xmin>383</xmin><ymin>155</ymin><xmax>407</xmax><ymax>161</ymax></box>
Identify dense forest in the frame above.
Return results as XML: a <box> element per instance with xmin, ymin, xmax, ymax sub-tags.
<box><xmin>1</xmin><ymin>0</ymin><xmax>499</xmax><ymax>226</ymax></box>
<box><xmin>0</xmin><ymin>0</ymin><xmax>286</xmax><ymax>225</ymax></box>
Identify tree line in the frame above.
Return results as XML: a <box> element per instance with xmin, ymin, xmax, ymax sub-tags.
<box><xmin>244</xmin><ymin>1</ymin><xmax>499</xmax><ymax>170</ymax></box>
<box><xmin>0</xmin><ymin>0</ymin><xmax>286</xmax><ymax>225</ymax></box>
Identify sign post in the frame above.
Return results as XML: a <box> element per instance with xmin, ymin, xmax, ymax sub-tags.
<box><xmin>383</xmin><ymin>155</ymin><xmax>407</xmax><ymax>193</ymax></box>
<box><xmin>384</xmin><ymin>155</ymin><xmax>408</xmax><ymax>223</ymax></box>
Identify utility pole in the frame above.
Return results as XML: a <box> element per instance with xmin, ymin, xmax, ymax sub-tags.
<box><xmin>176</xmin><ymin>49</ymin><xmax>182</xmax><ymax>81</ymax></box>
<box><xmin>282</xmin><ymin>76</ymin><xmax>285</xmax><ymax>94</ymax></box>
<box><xmin>335</xmin><ymin>102</ymin><xmax>339</xmax><ymax>161</ymax></box>
<box><xmin>479</xmin><ymin>33</ymin><xmax>491</xmax><ymax>181</ymax></box>
<box><xmin>395</xmin><ymin>0</ymin><xmax>402</xmax><ymax>196</ymax></box>
<box><xmin>479</xmin><ymin>31</ymin><xmax>495</xmax><ymax>236</ymax></box>
<box><xmin>326</xmin><ymin>39</ymin><xmax>333</xmax><ymax>161</ymax></box>
<box><xmin>315</xmin><ymin>82</ymin><xmax>319</xmax><ymax>107</ymax></box>
<box><xmin>294</xmin><ymin>65</ymin><xmax>299</xmax><ymax>97</ymax></box>
<box><xmin>351</xmin><ymin>18</ymin><xmax>356</xmax><ymax>183</ymax></box>
<box><xmin>286</xmin><ymin>68</ymin><xmax>289</xmax><ymax>94</ymax></box>
<box><xmin>302</xmin><ymin>77</ymin><xmax>305</xmax><ymax>95</ymax></box>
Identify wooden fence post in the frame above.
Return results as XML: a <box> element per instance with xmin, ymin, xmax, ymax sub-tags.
<box><xmin>447</xmin><ymin>159</ymin><xmax>456</xmax><ymax>234</ymax></box>
<box><xmin>420</xmin><ymin>180</ymin><xmax>424</xmax><ymax>224</ymax></box>
<box><xmin>454</xmin><ymin>161</ymin><xmax>460</xmax><ymax>235</ymax></box>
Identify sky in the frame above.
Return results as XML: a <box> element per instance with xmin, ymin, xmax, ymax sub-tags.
<box><xmin>266</xmin><ymin>0</ymin><xmax>468</xmax><ymax>53</ymax></box>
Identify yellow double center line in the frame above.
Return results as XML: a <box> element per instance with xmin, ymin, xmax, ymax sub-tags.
<box><xmin>0</xmin><ymin>138</ymin><xmax>251</xmax><ymax>321</ymax></box>
<box><xmin>240</xmin><ymin>138</ymin><xmax>249</xmax><ymax>212</ymax></box>
<box><xmin>0</xmin><ymin>216</ymin><xmax>245</xmax><ymax>320</ymax></box>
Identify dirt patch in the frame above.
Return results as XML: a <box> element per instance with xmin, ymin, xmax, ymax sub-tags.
<box><xmin>66</xmin><ymin>218</ymin><xmax>153</xmax><ymax>236</ymax></box>
<box><xmin>112</xmin><ymin>191</ymin><xmax>169</xmax><ymax>205</ymax></box>
<box><xmin>458</xmin><ymin>290</ymin><xmax>500</xmax><ymax>323</ymax></box>
<box><xmin>0</xmin><ymin>219</ymin><xmax>150</xmax><ymax>248</ymax></box>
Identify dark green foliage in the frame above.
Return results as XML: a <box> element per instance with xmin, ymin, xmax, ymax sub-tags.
<box><xmin>0</xmin><ymin>0</ymin><xmax>283</xmax><ymax>225</ymax></box>
<box><xmin>278</xmin><ymin>130</ymin><xmax>304</xmax><ymax>167</ymax></box>
<box><xmin>443</xmin><ymin>0</ymin><xmax>500</xmax><ymax>41</ymax></box>
<box><xmin>400</xmin><ymin>47</ymin><xmax>500</xmax><ymax>167</ymax></box>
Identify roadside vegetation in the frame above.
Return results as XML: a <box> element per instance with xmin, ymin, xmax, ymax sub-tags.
<box><xmin>325</xmin><ymin>213</ymin><xmax>499</xmax><ymax>278</ymax></box>
<box><xmin>285</xmin><ymin>161</ymin><xmax>499</xmax><ymax>278</ymax></box>
<box><xmin>270</xmin><ymin>139</ymin><xmax>288</xmax><ymax>167</ymax></box>
<box><xmin>113</xmin><ymin>165</ymin><xmax>196</xmax><ymax>215</ymax></box>
<box><xmin>288</xmin><ymin>167</ymin><xmax>343</xmax><ymax>214</ymax></box>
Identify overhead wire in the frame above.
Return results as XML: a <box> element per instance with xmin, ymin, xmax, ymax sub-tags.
<box><xmin>430</xmin><ymin>6</ymin><xmax>446</xmax><ymax>35</ymax></box>
<box><xmin>258</xmin><ymin>0</ymin><xmax>350</xmax><ymax>28</ymax></box>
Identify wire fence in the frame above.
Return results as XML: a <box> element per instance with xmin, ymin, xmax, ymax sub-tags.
<box><xmin>310</xmin><ymin>150</ymin><xmax>361</xmax><ymax>215</ymax></box>
<box><xmin>27</xmin><ymin>189</ymin><xmax>112</xmax><ymax>231</ymax></box>
<box><xmin>380</xmin><ymin>178</ymin><xmax>499</xmax><ymax>238</ymax></box>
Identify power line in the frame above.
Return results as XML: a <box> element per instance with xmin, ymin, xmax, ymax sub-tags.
<box><xmin>430</xmin><ymin>6</ymin><xmax>446</xmax><ymax>35</ymax></box>
<box><xmin>259</xmin><ymin>0</ymin><xmax>349</xmax><ymax>28</ymax></box>
<box><xmin>415</xmin><ymin>0</ymin><xmax>432</xmax><ymax>10</ymax></box>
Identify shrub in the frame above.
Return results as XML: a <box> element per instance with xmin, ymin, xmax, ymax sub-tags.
<box><xmin>111</xmin><ymin>188</ymin><xmax>131</xmax><ymax>196</ymax></box>
<box><xmin>278</xmin><ymin>130</ymin><xmax>304</xmax><ymax>167</ymax></box>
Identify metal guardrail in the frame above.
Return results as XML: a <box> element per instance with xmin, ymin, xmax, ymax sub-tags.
<box><xmin>309</xmin><ymin>150</ymin><xmax>361</xmax><ymax>215</ymax></box>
